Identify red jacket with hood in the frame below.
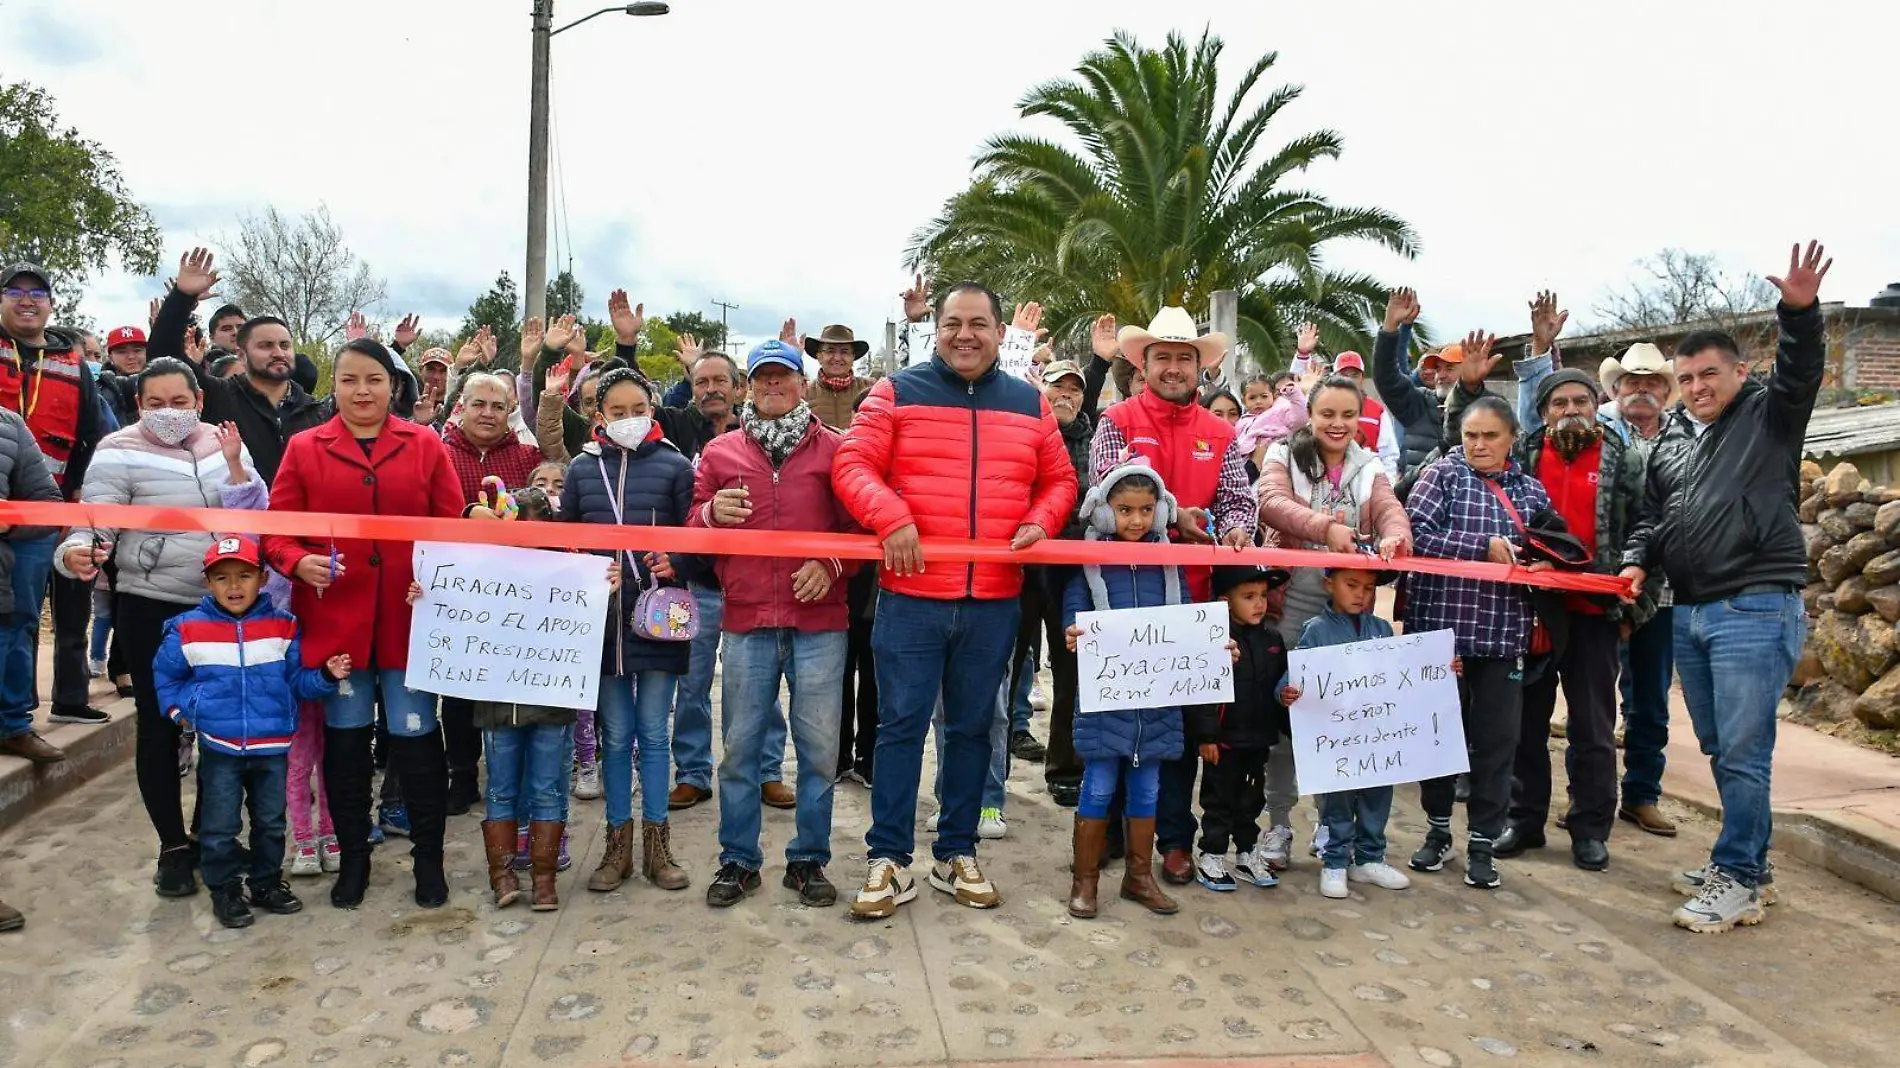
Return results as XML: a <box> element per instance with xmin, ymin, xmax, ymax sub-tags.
<box><xmin>832</xmin><ymin>355</ymin><xmax>1077</xmax><ymax>601</ymax></box>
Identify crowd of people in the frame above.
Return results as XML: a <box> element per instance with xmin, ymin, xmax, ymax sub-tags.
<box><xmin>0</xmin><ymin>238</ymin><xmax>1830</xmax><ymax>938</ymax></box>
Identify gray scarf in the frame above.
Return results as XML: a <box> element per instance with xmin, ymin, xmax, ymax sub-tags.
<box><xmin>742</xmin><ymin>401</ymin><xmax>814</xmax><ymax>468</ymax></box>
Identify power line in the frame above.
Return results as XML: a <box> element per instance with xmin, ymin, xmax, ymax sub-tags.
<box><xmin>710</xmin><ymin>299</ymin><xmax>738</xmax><ymax>350</ymax></box>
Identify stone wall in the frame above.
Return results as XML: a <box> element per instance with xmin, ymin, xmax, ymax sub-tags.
<box><xmin>1794</xmin><ymin>459</ymin><xmax>1900</xmax><ymax>729</ymax></box>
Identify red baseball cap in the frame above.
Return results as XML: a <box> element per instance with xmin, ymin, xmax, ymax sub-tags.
<box><xmin>1333</xmin><ymin>351</ymin><xmax>1366</xmax><ymax>373</ymax></box>
<box><xmin>203</xmin><ymin>536</ymin><xmax>263</xmax><ymax>572</ymax></box>
<box><xmin>106</xmin><ymin>326</ymin><xmax>147</xmax><ymax>350</ymax></box>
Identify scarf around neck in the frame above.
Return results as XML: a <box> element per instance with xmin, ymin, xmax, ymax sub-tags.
<box><xmin>743</xmin><ymin>401</ymin><xmax>813</xmax><ymax>467</ymax></box>
<box><xmin>818</xmin><ymin>371</ymin><xmax>857</xmax><ymax>392</ymax></box>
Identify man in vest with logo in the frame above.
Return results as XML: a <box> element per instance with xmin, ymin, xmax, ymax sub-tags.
<box><xmin>0</xmin><ymin>264</ymin><xmax>108</xmax><ymax>750</ymax></box>
<box><xmin>1330</xmin><ymin>351</ymin><xmax>1402</xmax><ymax>480</ymax></box>
<box><xmin>1089</xmin><ymin>306</ymin><xmax>1256</xmax><ymax>885</ymax></box>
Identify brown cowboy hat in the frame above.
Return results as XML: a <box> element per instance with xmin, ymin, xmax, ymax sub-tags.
<box><xmin>804</xmin><ymin>324</ymin><xmax>869</xmax><ymax>359</ymax></box>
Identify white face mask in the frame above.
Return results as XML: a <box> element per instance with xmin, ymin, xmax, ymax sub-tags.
<box><xmin>140</xmin><ymin>407</ymin><xmax>201</xmax><ymax>446</ymax></box>
<box><xmin>603</xmin><ymin>415</ymin><xmax>652</xmax><ymax>449</ymax></box>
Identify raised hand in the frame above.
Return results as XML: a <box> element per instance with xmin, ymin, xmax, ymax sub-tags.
<box><xmin>393</xmin><ymin>313</ymin><xmax>420</xmax><ymax>349</ymax></box>
<box><xmin>345</xmin><ymin>311</ymin><xmax>368</xmax><ymax>342</ymax></box>
<box><xmin>519</xmin><ymin>316</ymin><xmax>545</xmax><ymax>361</ymax></box>
<box><xmin>183</xmin><ymin>327</ymin><xmax>206</xmax><ymax>366</ymax></box>
<box><xmin>1382</xmin><ymin>288</ymin><xmax>1420</xmax><ymax>332</ymax></box>
<box><xmin>174</xmin><ymin>248</ymin><xmax>221</xmax><ymax>300</ymax></box>
<box><xmin>900</xmin><ymin>273</ymin><xmax>932</xmax><ymax>323</ymax></box>
<box><xmin>413</xmin><ymin>386</ymin><xmax>442</xmax><ymax>425</ymax></box>
<box><xmin>147</xmin><ymin>296</ymin><xmax>161</xmax><ymax>328</ymax></box>
<box><xmin>215</xmin><ymin>420</ymin><xmax>244</xmax><ymax>469</ymax></box>
<box><xmin>1528</xmin><ymin>291</ymin><xmax>1569</xmax><ymax>355</ymax></box>
<box><xmin>544</xmin><ymin>364</ymin><xmax>571</xmax><ymax>398</ymax></box>
<box><xmin>1766</xmin><ymin>240</ymin><xmax>1832</xmax><ymax>311</ymax></box>
<box><xmin>608</xmin><ymin>289</ymin><xmax>644</xmax><ymax>344</ymax></box>
<box><xmin>676</xmin><ymin>333</ymin><xmax>701</xmax><ymax>370</ymax></box>
<box><xmin>1011</xmin><ymin>301</ymin><xmax>1044</xmax><ymax>338</ymax></box>
<box><xmin>565</xmin><ymin>324</ymin><xmax>588</xmax><ymax>356</ymax></box>
<box><xmin>779</xmin><ymin>317</ymin><xmax>798</xmax><ymax>347</ymax></box>
<box><xmin>1296</xmin><ymin>320</ymin><xmax>1320</xmax><ymax>355</ymax></box>
<box><xmin>1090</xmin><ymin>313</ymin><xmax>1119</xmax><ymax>361</ymax></box>
<box><xmin>455</xmin><ymin>335</ymin><xmax>485</xmax><ymax>368</ymax></box>
<box><xmin>1457</xmin><ymin>330</ymin><xmax>1500</xmax><ymax>390</ymax></box>
<box><xmin>543</xmin><ymin>314</ymin><xmax>578</xmax><ymax>354</ymax></box>
<box><xmin>477</xmin><ymin>326</ymin><xmax>497</xmax><ymax>366</ymax></box>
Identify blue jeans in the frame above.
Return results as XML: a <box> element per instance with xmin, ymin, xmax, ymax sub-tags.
<box><xmin>90</xmin><ymin>589</ymin><xmax>112</xmax><ymax>663</ymax></box>
<box><xmin>673</xmin><ymin>584</ymin><xmax>785</xmax><ymax>789</ymax></box>
<box><xmin>932</xmin><ymin>678</ymin><xmax>1008</xmax><ymax>812</ymax></box>
<box><xmin>598</xmin><ymin>670</ymin><xmax>678</xmax><ymax>827</ymax></box>
<box><xmin>324</xmin><ymin>666</ymin><xmax>439</xmax><ymax>736</ymax></box>
<box><xmin>1673</xmin><ymin>591</ymin><xmax>1805</xmax><ymax>887</ymax></box>
<box><xmin>1620</xmin><ymin>606</ymin><xmax>1674</xmax><ymax>807</ymax></box>
<box><xmin>487</xmin><ymin>723</ymin><xmax>574</xmax><ymax>823</ymax></box>
<box><xmin>0</xmin><ymin>534</ymin><xmax>56</xmax><ymax>737</ymax></box>
<box><xmin>1009</xmin><ymin>645</ymin><xmax>1036</xmax><ymax>734</ymax></box>
<box><xmin>867</xmin><ymin>592</ymin><xmax>1019</xmax><ymax>865</ymax></box>
<box><xmin>1079</xmin><ymin>757</ymin><xmax>1159</xmax><ymax>819</ymax></box>
<box><xmin>1317</xmin><ymin>786</ymin><xmax>1394</xmax><ymax>869</ymax></box>
<box><xmin>197</xmin><ymin>749</ymin><xmax>290</xmax><ymax>890</ymax></box>
<box><xmin>717</xmin><ymin>629</ymin><xmax>846</xmax><ymax>870</ymax></box>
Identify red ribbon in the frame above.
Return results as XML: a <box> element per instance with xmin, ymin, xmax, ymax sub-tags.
<box><xmin>0</xmin><ymin>499</ymin><xmax>1634</xmax><ymax>596</ymax></box>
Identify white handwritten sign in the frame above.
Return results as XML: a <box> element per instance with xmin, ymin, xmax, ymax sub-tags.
<box><xmin>1285</xmin><ymin>628</ymin><xmax>1466</xmax><ymax>792</ymax></box>
<box><xmin>997</xmin><ymin>325</ymin><xmax>1039</xmax><ymax>382</ymax></box>
<box><xmin>404</xmin><ymin>541</ymin><xmax>610</xmax><ymax>711</ymax></box>
<box><xmin>904</xmin><ymin>322</ymin><xmax>936</xmax><ymax>368</ymax></box>
<box><xmin>1076</xmin><ymin>602</ymin><xmax>1232</xmax><ymax>713</ymax></box>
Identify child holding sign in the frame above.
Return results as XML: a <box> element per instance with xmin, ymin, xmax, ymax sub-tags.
<box><xmin>1280</xmin><ymin>566</ymin><xmax>1456</xmax><ymax>899</ymax></box>
<box><xmin>1061</xmin><ymin>463</ymin><xmax>1193</xmax><ymax>920</ymax></box>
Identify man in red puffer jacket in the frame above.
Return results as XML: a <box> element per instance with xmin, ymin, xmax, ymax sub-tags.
<box><xmin>832</xmin><ymin>281</ymin><xmax>1077</xmax><ymax>919</ymax></box>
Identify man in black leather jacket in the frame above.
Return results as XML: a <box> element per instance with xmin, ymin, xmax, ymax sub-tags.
<box><xmin>1619</xmin><ymin>240</ymin><xmax>1831</xmax><ymax>934</ymax></box>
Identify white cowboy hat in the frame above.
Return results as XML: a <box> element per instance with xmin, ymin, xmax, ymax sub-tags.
<box><xmin>1598</xmin><ymin>342</ymin><xmax>1674</xmax><ymax>397</ymax></box>
<box><xmin>1115</xmin><ymin>307</ymin><xmax>1228</xmax><ymax>368</ymax></box>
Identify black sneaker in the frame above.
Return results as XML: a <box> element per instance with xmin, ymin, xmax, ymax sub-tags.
<box><xmin>783</xmin><ymin>861</ymin><xmax>837</xmax><ymax>907</ymax></box>
<box><xmin>1008</xmin><ymin>730</ymin><xmax>1047</xmax><ymax>763</ymax></box>
<box><xmin>47</xmin><ymin>704</ymin><xmax>110</xmax><ymax>725</ymax></box>
<box><xmin>210</xmin><ymin>882</ymin><xmax>254</xmax><ymax>928</ymax></box>
<box><xmin>1409</xmin><ymin>830</ymin><xmax>1453</xmax><ymax>873</ymax></box>
<box><xmin>706</xmin><ymin>863</ymin><xmax>761</xmax><ymax>908</ymax></box>
<box><xmin>1464</xmin><ymin>846</ymin><xmax>1501</xmax><ymax>889</ymax></box>
<box><xmin>1047</xmin><ymin>780</ymin><xmax>1081</xmax><ymax>809</ymax></box>
<box><xmin>154</xmin><ymin>846</ymin><xmax>199</xmax><ymax>897</ymax></box>
<box><xmin>247</xmin><ymin>878</ymin><xmax>305</xmax><ymax>915</ymax></box>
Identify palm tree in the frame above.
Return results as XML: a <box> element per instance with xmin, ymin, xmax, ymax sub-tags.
<box><xmin>908</xmin><ymin>30</ymin><xmax>1419</xmax><ymax>368</ymax></box>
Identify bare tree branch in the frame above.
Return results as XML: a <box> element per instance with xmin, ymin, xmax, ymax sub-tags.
<box><xmin>217</xmin><ymin>205</ymin><xmax>387</xmax><ymax>346</ymax></box>
<box><xmin>1590</xmin><ymin>248</ymin><xmax>1778</xmax><ymax>337</ymax></box>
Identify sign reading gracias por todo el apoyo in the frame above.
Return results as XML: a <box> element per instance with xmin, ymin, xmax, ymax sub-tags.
<box><xmin>1076</xmin><ymin>602</ymin><xmax>1234</xmax><ymax>713</ymax></box>
<box><xmin>403</xmin><ymin>542</ymin><xmax>611</xmax><ymax>711</ymax></box>
<box><xmin>1284</xmin><ymin>627</ymin><xmax>1468</xmax><ymax>792</ymax></box>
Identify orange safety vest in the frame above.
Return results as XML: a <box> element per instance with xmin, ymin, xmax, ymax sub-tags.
<box><xmin>1356</xmin><ymin>394</ymin><xmax>1386</xmax><ymax>452</ymax></box>
<box><xmin>0</xmin><ymin>338</ymin><xmax>85</xmax><ymax>488</ymax></box>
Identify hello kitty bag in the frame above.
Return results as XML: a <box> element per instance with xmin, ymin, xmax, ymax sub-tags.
<box><xmin>598</xmin><ymin>455</ymin><xmax>699</xmax><ymax>642</ymax></box>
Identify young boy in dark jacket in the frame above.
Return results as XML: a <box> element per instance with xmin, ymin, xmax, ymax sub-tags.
<box><xmin>1186</xmin><ymin>564</ymin><xmax>1291</xmax><ymax>892</ymax></box>
<box><xmin>153</xmin><ymin>537</ymin><xmax>349</xmax><ymax>928</ymax></box>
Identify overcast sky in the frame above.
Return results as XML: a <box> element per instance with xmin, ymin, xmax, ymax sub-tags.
<box><xmin>8</xmin><ymin>0</ymin><xmax>1896</xmax><ymax>356</ymax></box>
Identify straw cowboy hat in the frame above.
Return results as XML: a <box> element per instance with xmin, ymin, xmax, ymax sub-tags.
<box><xmin>1598</xmin><ymin>342</ymin><xmax>1673</xmax><ymax>397</ymax></box>
<box><xmin>1115</xmin><ymin>307</ymin><xmax>1228</xmax><ymax>368</ymax></box>
<box><xmin>803</xmin><ymin>323</ymin><xmax>869</xmax><ymax>359</ymax></box>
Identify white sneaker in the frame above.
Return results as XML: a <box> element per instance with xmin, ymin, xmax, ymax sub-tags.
<box><xmin>850</xmin><ymin>859</ymin><xmax>918</xmax><ymax>920</ymax></box>
<box><xmin>1672</xmin><ymin>867</ymin><xmax>1764</xmax><ymax>933</ymax></box>
<box><xmin>1261</xmin><ymin>825</ymin><xmax>1292</xmax><ymax>870</ymax></box>
<box><xmin>573</xmin><ymin>761</ymin><xmax>602</xmax><ymax>800</ymax></box>
<box><xmin>289</xmin><ymin>839</ymin><xmax>321</xmax><ymax>877</ymax></box>
<box><xmin>87</xmin><ymin>657</ymin><xmax>106</xmax><ymax>679</ymax></box>
<box><xmin>1231</xmin><ymin>845</ymin><xmax>1280</xmax><ymax>888</ymax></box>
<box><xmin>1030</xmin><ymin>685</ymin><xmax>1048</xmax><ymax>711</ymax></box>
<box><xmin>929</xmin><ymin>855</ymin><xmax>1001</xmax><ymax>909</ymax></box>
<box><xmin>1195</xmin><ymin>852</ymin><xmax>1236</xmax><ymax>891</ymax></box>
<box><xmin>319</xmin><ymin>836</ymin><xmax>342</xmax><ymax>873</ymax></box>
<box><xmin>925</xmin><ymin>811</ymin><xmax>941</xmax><ymax>832</ymax></box>
<box><xmin>1347</xmin><ymin>862</ymin><xmax>1412</xmax><ymax>890</ymax></box>
<box><xmin>1319</xmin><ymin>867</ymin><xmax>1349</xmax><ymax>899</ymax></box>
<box><xmin>978</xmin><ymin>808</ymin><xmax>1007</xmax><ymax>839</ymax></box>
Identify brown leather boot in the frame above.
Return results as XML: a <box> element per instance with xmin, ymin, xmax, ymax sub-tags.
<box><xmin>0</xmin><ymin>731</ymin><xmax>64</xmax><ymax>764</ymax></box>
<box><xmin>480</xmin><ymin>819</ymin><xmax>521</xmax><ymax>908</ymax></box>
<box><xmin>642</xmin><ymin>820</ymin><xmax>689</xmax><ymax>890</ymax></box>
<box><xmin>587</xmin><ymin>821</ymin><xmax>635</xmax><ymax>892</ymax></box>
<box><xmin>1069</xmin><ymin>816</ymin><xmax>1108</xmax><ymax>919</ymax></box>
<box><xmin>1120</xmin><ymin>817</ymin><xmax>1179</xmax><ymax>915</ymax></box>
<box><xmin>529</xmin><ymin>821</ymin><xmax>563</xmax><ymax>911</ymax></box>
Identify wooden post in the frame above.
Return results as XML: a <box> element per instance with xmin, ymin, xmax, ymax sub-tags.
<box><xmin>1210</xmin><ymin>289</ymin><xmax>1240</xmax><ymax>385</ymax></box>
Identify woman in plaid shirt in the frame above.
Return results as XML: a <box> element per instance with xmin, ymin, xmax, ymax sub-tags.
<box><xmin>1401</xmin><ymin>389</ymin><xmax>1550</xmax><ymax>891</ymax></box>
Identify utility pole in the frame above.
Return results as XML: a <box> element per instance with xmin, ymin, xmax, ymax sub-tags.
<box><xmin>711</xmin><ymin>299</ymin><xmax>738</xmax><ymax>352</ymax></box>
<box><xmin>525</xmin><ymin>0</ymin><xmax>555</xmax><ymax>322</ymax></box>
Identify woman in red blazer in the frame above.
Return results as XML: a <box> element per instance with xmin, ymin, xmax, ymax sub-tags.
<box><xmin>262</xmin><ymin>339</ymin><xmax>464</xmax><ymax>911</ymax></box>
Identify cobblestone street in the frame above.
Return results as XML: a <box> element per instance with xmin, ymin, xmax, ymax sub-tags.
<box><xmin>2</xmin><ymin>719</ymin><xmax>1897</xmax><ymax>1068</ymax></box>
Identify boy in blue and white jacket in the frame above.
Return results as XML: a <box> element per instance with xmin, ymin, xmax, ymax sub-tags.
<box><xmin>153</xmin><ymin>537</ymin><xmax>350</xmax><ymax>928</ymax></box>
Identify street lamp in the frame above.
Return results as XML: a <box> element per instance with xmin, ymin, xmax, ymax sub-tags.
<box><xmin>525</xmin><ymin>1</ymin><xmax>670</xmax><ymax>321</ymax></box>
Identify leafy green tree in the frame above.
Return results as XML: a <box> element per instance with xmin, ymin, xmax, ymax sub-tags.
<box><xmin>546</xmin><ymin>268</ymin><xmax>585</xmax><ymax>319</ymax></box>
<box><xmin>663</xmin><ymin>310</ymin><xmax>727</xmax><ymax>353</ymax></box>
<box><xmin>636</xmin><ymin>318</ymin><xmax>683</xmax><ymax>386</ymax></box>
<box><xmin>0</xmin><ymin>81</ymin><xmax>161</xmax><ymax>303</ymax></box>
<box><xmin>907</xmin><ymin>30</ymin><xmax>1418</xmax><ymax>365</ymax></box>
<box><xmin>461</xmin><ymin>272</ymin><xmax>522</xmax><ymax>362</ymax></box>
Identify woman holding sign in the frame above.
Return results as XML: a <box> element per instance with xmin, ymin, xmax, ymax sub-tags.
<box><xmin>263</xmin><ymin>339</ymin><xmax>465</xmax><ymax>910</ymax></box>
<box><xmin>1400</xmin><ymin>375</ymin><xmax>1551</xmax><ymax>892</ymax></box>
<box><xmin>561</xmin><ymin>366</ymin><xmax>696</xmax><ymax>894</ymax></box>
<box><xmin>1256</xmin><ymin>374</ymin><xmax>1411</xmax><ymax>870</ymax></box>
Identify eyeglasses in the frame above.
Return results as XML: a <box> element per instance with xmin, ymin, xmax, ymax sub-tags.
<box><xmin>2</xmin><ymin>287</ymin><xmax>51</xmax><ymax>302</ymax></box>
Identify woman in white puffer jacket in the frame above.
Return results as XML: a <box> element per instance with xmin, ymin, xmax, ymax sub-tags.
<box><xmin>55</xmin><ymin>357</ymin><xmax>270</xmax><ymax>898</ymax></box>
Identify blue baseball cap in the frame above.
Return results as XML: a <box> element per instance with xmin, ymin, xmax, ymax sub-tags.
<box><xmin>746</xmin><ymin>339</ymin><xmax>804</xmax><ymax>377</ymax></box>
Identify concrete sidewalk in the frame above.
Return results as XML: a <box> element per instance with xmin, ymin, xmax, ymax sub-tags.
<box><xmin>0</xmin><ymin>646</ymin><xmax>134</xmax><ymax>835</ymax></box>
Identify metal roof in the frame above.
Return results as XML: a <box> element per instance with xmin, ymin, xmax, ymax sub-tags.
<box><xmin>1804</xmin><ymin>402</ymin><xmax>1900</xmax><ymax>459</ymax></box>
